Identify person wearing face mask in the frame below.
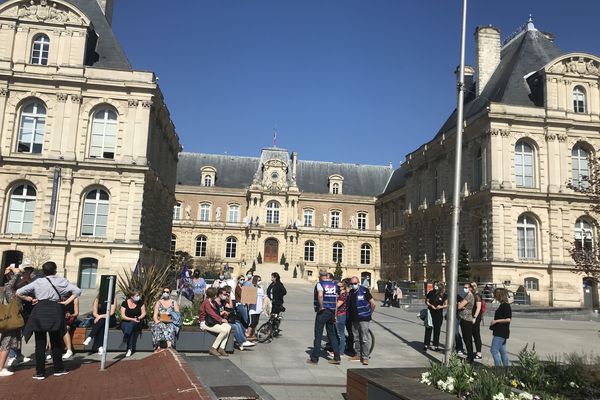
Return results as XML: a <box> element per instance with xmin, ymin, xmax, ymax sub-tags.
<box><xmin>213</xmin><ymin>273</ymin><xmax>227</xmax><ymax>289</ymax></box>
<box><xmin>199</xmin><ymin>287</ymin><xmax>231</xmax><ymax>357</ymax></box>
<box><xmin>120</xmin><ymin>290</ymin><xmax>146</xmax><ymax>358</ymax></box>
<box><xmin>191</xmin><ymin>270</ymin><xmax>206</xmax><ymax>302</ymax></box>
<box><xmin>234</xmin><ymin>276</ymin><xmax>250</xmax><ymax>328</ymax></box>
<box><xmin>457</xmin><ymin>283</ymin><xmax>475</xmax><ymax>363</ymax></box>
<box><xmin>266</xmin><ymin>272</ymin><xmax>287</xmax><ymax>315</ymax></box>
<box><xmin>308</xmin><ymin>271</ymin><xmax>340</xmax><ymax>365</ymax></box>
<box><xmin>347</xmin><ymin>276</ymin><xmax>376</xmax><ymax>365</ymax></box>
<box><xmin>151</xmin><ymin>287</ymin><xmax>180</xmax><ymax>351</ymax></box>
<box><xmin>243</xmin><ymin>273</ymin><xmax>254</xmax><ymax>287</ymax></box>
<box><xmin>223</xmin><ymin>272</ymin><xmax>237</xmax><ymax>301</ymax></box>
<box><xmin>246</xmin><ymin>275</ymin><xmax>264</xmax><ymax>340</ymax></box>
<box><xmin>423</xmin><ymin>282</ymin><xmax>448</xmax><ymax>352</ymax></box>
<box><xmin>218</xmin><ymin>287</ymin><xmax>255</xmax><ymax>350</ymax></box>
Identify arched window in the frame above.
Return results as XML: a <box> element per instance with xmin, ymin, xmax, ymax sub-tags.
<box><xmin>204</xmin><ymin>175</ymin><xmax>212</xmax><ymax>187</ymax></box>
<box><xmin>195</xmin><ymin>235</ymin><xmax>207</xmax><ymax>257</ymax></box>
<box><xmin>81</xmin><ymin>189</ymin><xmax>109</xmax><ymax>237</ymax></box>
<box><xmin>228</xmin><ymin>204</ymin><xmax>239</xmax><ymax>223</ymax></box>
<box><xmin>474</xmin><ymin>147</ymin><xmax>483</xmax><ymax>191</ymax></box>
<box><xmin>573</xmin><ymin>86</ymin><xmax>586</xmax><ymax>113</ymax></box>
<box><xmin>332</xmin><ymin>242</ymin><xmax>343</xmax><ymax>263</ymax></box>
<box><xmin>17</xmin><ymin>101</ymin><xmax>46</xmax><ymax>154</ymax></box>
<box><xmin>199</xmin><ymin>203</ymin><xmax>210</xmax><ymax>222</ymax></box>
<box><xmin>360</xmin><ymin>244</ymin><xmax>371</xmax><ymax>265</ymax></box>
<box><xmin>575</xmin><ymin>218</ymin><xmax>594</xmax><ymax>252</ymax></box>
<box><xmin>90</xmin><ymin>108</ymin><xmax>117</xmax><ymax>159</ymax></box>
<box><xmin>524</xmin><ymin>277</ymin><xmax>539</xmax><ymax>291</ymax></box>
<box><xmin>517</xmin><ymin>214</ymin><xmax>537</xmax><ymax>259</ymax></box>
<box><xmin>6</xmin><ymin>184</ymin><xmax>36</xmax><ymax>234</ymax></box>
<box><xmin>332</xmin><ymin>182</ymin><xmax>340</xmax><ymax>195</ymax></box>
<box><xmin>572</xmin><ymin>145</ymin><xmax>590</xmax><ymax>189</ymax></box>
<box><xmin>31</xmin><ymin>34</ymin><xmax>49</xmax><ymax>65</ymax></box>
<box><xmin>330</xmin><ymin>211</ymin><xmax>340</xmax><ymax>229</ymax></box>
<box><xmin>304</xmin><ymin>240</ymin><xmax>315</xmax><ymax>262</ymax></box>
<box><xmin>303</xmin><ymin>209</ymin><xmax>314</xmax><ymax>227</ymax></box>
<box><xmin>173</xmin><ymin>202</ymin><xmax>181</xmax><ymax>220</ymax></box>
<box><xmin>170</xmin><ymin>234</ymin><xmax>177</xmax><ymax>253</ymax></box>
<box><xmin>357</xmin><ymin>212</ymin><xmax>367</xmax><ymax>231</ymax></box>
<box><xmin>515</xmin><ymin>141</ymin><xmax>534</xmax><ymax>187</ymax></box>
<box><xmin>225</xmin><ymin>237</ymin><xmax>237</xmax><ymax>258</ymax></box>
<box><xmin>266</xmin><ymin>201</ymin><xmax>280</xmax><ymax>224</ymax></box>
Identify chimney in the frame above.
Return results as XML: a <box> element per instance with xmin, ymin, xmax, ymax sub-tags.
<box><xmin>291</xmin><ymin>151</ymin><xmax>298</xmax><ymax>181</ymax></box>
<box><xmin>455</xmin><ymin>65</ymin><xmax>476</xmax><ymax>96</ymax></box>
<box><xmin>96</xmin><ymin>0</ymin><xmax>114</xmax><ymax>26</ymax></box>
<box><xmin>474</xmin><ymin>25</ymin><xmax>501</xmax><ymax>95</ymax></box>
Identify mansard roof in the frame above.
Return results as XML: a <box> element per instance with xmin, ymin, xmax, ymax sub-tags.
<box><xmin>177</xmin><ymin>151</ymin><xmax>392</xmax><ymax>197</ymax></box>
<box><xmin>380</xmin><ymin>167</ymin><xmax>406</xmax><ymax>197</ymax></box>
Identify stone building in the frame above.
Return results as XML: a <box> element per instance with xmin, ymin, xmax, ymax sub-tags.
<box><xmin>377</xmin><ymin>19</ymin><xmax>600</xmax><ymax>307</ymax></box>
<box><xmin>172</xmin><ymin>148</ymin><xmax>391</xmax><ymax>282</ymax></box>
<box><xmin>0</xmin><ymin>0</ymin><xmax>180</xmax><ymax>288</ymax></box>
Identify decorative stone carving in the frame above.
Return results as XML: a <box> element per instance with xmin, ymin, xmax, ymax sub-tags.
<box><xmin>128</xmin><ymin>99</ymin><xmax>139</xmax><ymax>108</ymax></box>
<box><xmin>56</xmin><ymin>92</ymin><xmax>67</xmax><ymax>102</ymax></box>
<box><xmin>557</xmin><ymin>133</ymin><xmax>568</xmax><ymax>142</ymax></box>
<box><xmin>488</xmin><ymin>128</ymin><xmax>511</xmax><ymax>137</ymax></box>
<box><xmin>550</xmin><ymin>56</ymin><xmax>600</xmax><ymax>76</ymax></box>
<box><xmin>141</xmin><ymin>100</ymin><xmax>153</xmax><ymax>108</ymax></box>
<box><xmin>70</xmin><ymin>94</ymin><xmax>81</xmax><ymax>103</ymax></box>
<box><xmin>17</xmin><ymin>0</ymin><xmax>83</xmax><ymax>25</ymax></box>
<box><xmin>544</xmin><ymin>132</ymin><xmax>557</xmax><ymax>141</ymax></box>
<box><xmin>0</xmin><ymin>88</ymin><xmax>7</xmax><ymax>97</ymax></box>
<box><xmin>184</xmin><ymin>205</ymin><xmax>191</xmax><ymax>220</ymax></box>
<box><xmin>215</xmin><ymin>207</ymin><xmax>221</xmax><ymax>222</ymax></box>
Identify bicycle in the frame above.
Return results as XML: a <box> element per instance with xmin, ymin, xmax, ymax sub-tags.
<box><xmin>345</xmin><ymin>329</ymin><xmax>375</xmax><ymax>356</ymax></box>
<box><xmin>256</xmin><ymin>307</ymin><xmax>285</xmax><ymax>343</ymax></box>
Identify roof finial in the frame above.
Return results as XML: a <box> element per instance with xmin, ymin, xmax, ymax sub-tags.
<box><xmin>527</xmin><ymin>14</ymin><xmax>536</xmax><ymax>31</ymax></box>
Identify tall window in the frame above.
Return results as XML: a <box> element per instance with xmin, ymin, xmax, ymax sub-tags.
<box><xmin>170</xmin><ymin>234</ymin><xmax>177</xmax><ymax>253</ymax></box>
<box><xmin>332</xmin><ymin>183</ymin><xmax>340</xmax><ymax>194</ymax></box>
<box><xmin>195</xmin><ymin>235</ymin><xmax>207</xmax><ymax>257</ymax></box>
<box><xmin>90</xmin><ymin>108</ymin><xmax>117</xmax><ymax>159</ymax></box>
<box><xmin>331</xmin><ymin>211</ymin><xmax>340</xmax><ymax>229</ymax></box>
<box><xmin>266</xmin><ymin>201</ymin><xmax>280</xmax><ymax>224</ymax></box>
<box><xmin>303</xmin><ymin>209</ymin><xmax>314</xmax><ymax>227</ymax></box>
<box><xmin>6</xmin><ymin>184</ymin><xmax>36</xmax><ymax>234</ymax></box>
<box><xmin>360</xmin><ymin>244</ymin><xmax>371</xmax><ymax>265</ymax></box>
<box><xmin>199</xmin><ymin>203</ymin><xmax>210</xmax><ymax>222</ymax></box>
<box><xmin>17</xmin><ymin>101</ymin><xmax>46</xmax><ymax>154</ymax></box>
<box><xmin>78</xmin><ymin>258</ymin><xmax>98</xmax><ymax>289</ymax></box>
<box><xmin>572</xmin><ymin>145</ymin><xmax>590</xmax><ymax>189</ymax></box>
<box><xmin>81</xmin><ymin>189</ymin><xmax>109</xmax><ymax>237</ymax></box>
<box><xmin>517</xmin><ymin>214</ymin><xmax>537</xmax><ymax>259</ymax></box>
<box><xmin>304</xmin><ymin>240</ymin><xmax>315</xmax><ymax>262</ymax></box>
<box><xmin>357</xmin><ymin>212</ymin><xmax>367</xmax><ymax>231</ymax></box>
<box><xmin>225</xmin><ymin>237</ymin><xmax>237</xmax><ymax>258</ymax></box>
<box><xmin>474</xmin><ymin>148</ymin><xmax>483</xmax><ymax>191</ymax></box>
<box><xmin>204</xmin><ymin>175</ymin><xmax>212</xmax><ymax>187</ymax></box>
<box><xmin>228</xmin><ymin>204</ymin><xmax>239</xmax><ymax>223</ymax></box>
<box><xmin>173</xmin><ymin>202</ymin><xmax>181</xmax><ymax>220</ymax></box>
<box><xmin>573</xmin><ymin>86</ymin><xmax>586</xmax><ymax>113</ymax></box>
<box><xmin>332</xmin><ymin>242</ymin><xmax>343</xmax><ymax>263</ymax></box>
<box><xmin>515</xmin><ymin>141</ymin><xmax>534</xmax><ymax>187</ymax></box>
<box><xmin>575</xmin><ymin>218</ymin><xmax>594</xmax><ymax>252</ymax></box>
<box><xmin>31</xmin><ymin>34</ymin><xmax>49</xmax><ymax>65</ymax></box>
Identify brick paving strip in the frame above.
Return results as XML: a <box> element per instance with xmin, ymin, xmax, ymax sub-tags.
<box><xmin>0</xmin><ymin>349</ymin><xmax>214</xmax><ymax>400</ymax></box>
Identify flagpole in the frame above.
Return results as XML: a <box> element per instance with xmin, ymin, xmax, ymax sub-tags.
<box><xmin>444</xmin><ymin>0</ymin><xmax>468</xmax><ymax>366</ymax></box>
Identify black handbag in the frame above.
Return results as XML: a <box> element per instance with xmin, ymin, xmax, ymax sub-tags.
<box><xmin>205</xmin><ymin>314</ymin><xmax>218</xmax><ymax>327</ymax></box>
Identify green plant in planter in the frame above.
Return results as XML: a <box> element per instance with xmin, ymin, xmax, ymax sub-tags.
<box><xmin>284</xmin><ymin>262</ymin><xmax>289</xmax><ymax>271</ymax></box>
<box><xmin>117</xmin><ymin>263</ymin><xmax>170</xmax><ymax>310</ymax></box>
<box><xmin>445</xmin><ymin>352</ymin><xmax>472</xmax><ymax>395</ymax></box>
<box><xmin>470</xmin><ymin>368</ymin><xmax>511</xmax><ymax>400</ymax></box>
<box><xmin>280</xmin><ymin>253</ymin><xmax>286</xmax><ymax>265</ymax></box>
<box><xmin>257</xmin><ymin>253</ymin><xmax>262</xmax><ymax>264</ymax></box>
<box><xmin>513</xmin><ymin>344</ymin><xmax>547</xmax><ymax>392</ymax></box>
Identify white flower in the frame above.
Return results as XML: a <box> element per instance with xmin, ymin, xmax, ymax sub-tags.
<box><xmin>518</xmin><ymin>393</ymin><xmax>533</xmax><ymax>400</ymax></box>
<box><xmin>420</xmin><ymin>372</ymin><xmax>432</xmax><ymax>385</ymax></box>
<box><xmin>569</xmin><ymin>381</ymin><xmax>579</xmax><ymax>388</ymax></box>
<box><xmin>469</xmin><ymin>376</ymin><xmax>475</xmax><ymax>383</ymax></box>
<box><xmin>492</xmin><ymin>393</ymin><xmax>506</xmax><ymax>400</ymax></box>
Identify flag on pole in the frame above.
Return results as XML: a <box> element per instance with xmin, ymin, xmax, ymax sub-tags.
<box><xmin>178</xmin><ymin>264</ymin><xmax>190</xmax><ymax>289</ymax></box>
<box><xmin>132</xmin><ymin>258</ymin><xmax>140</xmax><ymax>278</ymax></box>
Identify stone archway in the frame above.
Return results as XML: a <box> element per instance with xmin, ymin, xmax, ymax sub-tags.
<box><xmin>264</xmin><ymin>238</ymin><xmax>279</xmax><ymax>263</ymax></box>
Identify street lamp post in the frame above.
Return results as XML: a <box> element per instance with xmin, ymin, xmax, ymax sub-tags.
<box><xmin>444</xmin><ymin>0</ymin><xmax>468</xmax><ymax>365</ymax></box>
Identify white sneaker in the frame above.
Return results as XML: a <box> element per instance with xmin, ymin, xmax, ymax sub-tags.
<box><xmin>45</xmin><ymin>354</ymin><xmax>52</xmax><ymax>361</ymax></box>
<box><xmin>62</xmin><ymin>350</ymin><xmax>73</xmax><ymax>360</ymax></box>
<box><xmin>19</xmin><ymin>356</ymin><xmax>31</xmax><ymax>364</ymax></box>
<box><xmin>83</xmin><ymin>337</ymin><xmax>92</xmax><ymax>346</ymax></box>
<box><xmin>5</xmin><ymin>358</ymin><xmax>15</xmax><ymax>367</ymax></box>
<box><xmin>242</xmin><ymin>341</ymin><xmax>256</xmax><ymax>347</ymax></box>
<box><xmin>0</xmin><ymin>368</ymin><xmax>14</xmax><ymax>377</ymax></box>
<box><xmin>125</xmin><ymin>349</ymin><xmax>132</xmax><ymax>357</ymax></box>
<box><xmin>97</xmin><ymin>347</ymin><xmax>104</xmax><ymax>355</ymax></box>
<box><xmin>238</xmin><ymin>345</ymin><xmax>244</xmax><ymax>351</ymax></box>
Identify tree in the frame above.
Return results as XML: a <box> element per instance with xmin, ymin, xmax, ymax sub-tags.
<box><xmin>24</xmin><ymin>246</ymin><xmax>50</xmax><ymax>270</ymax></box>
<box><xmin>293</xmin><ymin>266</ymin><xmax>298</xmax><ymax>278</ymax></box>
<box><xmin>257</xmin><ymin>252</ymin><xmax>262</xmax><ymax>264</ymax></box>
<box><xmin>458</xmin><ymin>244</ymin><xmax>470</xmax><ymax>283</ymax></box>
<box><xmin>168</xmin><ymin>250</ymin><xmax>193</xmax><ymax>287</ymax></box>
<box><xmin>280</xmin><ymin>253</ymin><xmax>286</xmax><ymax>265</ymax></box>
<box><xmin>195</xmin><ymin>250</ymin><xmax>222</xmax><ymax>279</ymax></box>
<box><xmin>334</xmin><ymin>261</ymin><xmax>343</xmax><ymax>281</ymax></box>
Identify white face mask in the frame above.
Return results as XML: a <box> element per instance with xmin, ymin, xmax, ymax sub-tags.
<box><xmin>220</xmin><ymin>295</ymin><xmax>228</xmax><ymax>300</ymax></box>
<box><xmin>246</xmin><ymin>274</ymin><xmax>252</xmax><ymax>279</ymax></box>
<box><xmin>257</xmin><ymin>280</ymin><xmax>262</xmax><ymax>285</ymax></box>
<box><xmin>132</xmin><ymin>295</ymin><xmax>141</xmax><ymax>302</ymax></box>
<box><xmin>162</xmin><ymin>292</ymin><xmax>170</xmax><ymax>299</ymax></box>
<box><xmin>219</xmin><ymin>276</ymin><xmax>224</xmax><ymax>280</ymax></box>
<box><xmin>352</xmin><ymin>284</ymin><xmax>359</xmax><ymax>290</ymax></box>
<box><xmin>463</xmin><ymin>288</ymin><xmax>469</xmax><ymax>294</ymax></box>
<box><xmin>434</xmin><ymin>285</ymin><xmax>439</xmax><ymax>291</ymax></box>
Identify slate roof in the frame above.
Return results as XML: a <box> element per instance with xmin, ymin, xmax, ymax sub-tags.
<box><xmin>380</xmin><ymin>167</ymin><xmax>406</xmax><ymax>197</ymax></box>
<box><xmin>64</xmin><ymin>0</ymin><xmax>131</xmax><ymax>70</ymax></box>
<box><xmin>176</xmin><ymin>151</ymin><xmax>392</xmax><ymax>197</ymax></box>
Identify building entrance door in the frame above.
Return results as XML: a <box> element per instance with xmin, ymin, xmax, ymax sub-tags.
<box><xmin>264</xmin><ymin>238</ymin><xmax>279</xmax><ymax>263</ymax></box>
<box><xmin>583</xmin><ymin>277</ymin><xmax>599</xmax><ymax>309</ymax></box>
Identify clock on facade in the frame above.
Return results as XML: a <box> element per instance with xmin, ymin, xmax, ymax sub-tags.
<box><xmin>271</xmin><ymin>171</ymin><xmax>279</xmax><ymax>181</ymax></box>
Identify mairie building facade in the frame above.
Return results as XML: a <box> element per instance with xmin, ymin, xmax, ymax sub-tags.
<box><xmin>172</xmin><ymin>148</ymin><xmax>391</xmax><ymax>282</ymax></box>
<box><xmin>377</xmin><ymin>20</ymin><xmax>600</xmax><ymax>307</ymax></box>
<box><xmin>0</xmin><ymin>0</ymin><xmax>180</xmax><ymax>288</ymax></box>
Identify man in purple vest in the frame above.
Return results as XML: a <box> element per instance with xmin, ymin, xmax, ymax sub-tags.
<box><xmin>307</xmin><ymin>271</ymin><xmax>340</xmax><ymax>364</ymax></box>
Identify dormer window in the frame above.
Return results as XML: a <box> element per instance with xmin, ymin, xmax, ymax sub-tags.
<box><xmin>328</xmin><ymin>174</ymin><xmax>344</xmax><ymax>195</ymax></box>
<box><xmin>31</xmin><ymin>34</ymin><xmax>50</xmax><ymax>65</ymax></box>
<box><xmin>573</xmin><ymin>86</ymin><xmax>586</xmax><ymax>113</ymax></box>
<box><xmin>332</xmin><ymin>183</ymin><xmax>339</xmax><ymax>194</ymax></box>
<box><xmin>200</xmin><ymin>166</ymin><xmax>217</xmax><ymax>187</ymax></box>
<box><xmin>204</xmin><ymin>175</ymin><xmax>212</xmax><ymax>187</ymax></box>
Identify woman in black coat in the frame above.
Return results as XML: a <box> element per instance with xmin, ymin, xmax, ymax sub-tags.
<box><xmin>266</xmin><ymin>272</ymin><xmax>287</xmax><ymax>315</ymax></box>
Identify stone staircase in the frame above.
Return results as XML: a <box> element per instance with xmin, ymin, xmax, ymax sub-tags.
<box><xmin>253</xmin><ymin>262</ymin><xmax>297</xmax><ymax>282</ymax></box>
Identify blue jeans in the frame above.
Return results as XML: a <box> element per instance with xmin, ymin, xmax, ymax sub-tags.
<box><xmin>490</xmin><ymin>335</ymin><xmax>509</xmax><ymax>367</ymax></box>
<box><xmin>311</xmin><ymin>309</ymin><xmax>339</xmax><ymax>362</ymax></box>
<box><xmin>231</xmin><ymin>321</ymin><xmax>246</xmax><ymax>345</ymax></box>
<box><xmin>236</xmin><ymin>303</ymin><xmax>249</xmax><ymax>327</ymax></box>
<box><xmin>336</xmin><ymin>314</ymin><xmax>346</xmax><ymax>355</ymax></box>
<box><xmin>121</xmin><ymin>320</ymin><xmax>141</xmax><ymax>351</ymax></box>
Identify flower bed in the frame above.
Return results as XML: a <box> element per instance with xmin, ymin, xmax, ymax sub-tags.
<box><xmin>420</xmin><ymin>345</ymin><xmax>600</xmax><ymax>400</ymax></box>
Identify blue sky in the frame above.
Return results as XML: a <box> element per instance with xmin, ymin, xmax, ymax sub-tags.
<box><xmin>112</xmin><ymin>1</ymin><xmax>600</xmax><ymax>166</ymax></box>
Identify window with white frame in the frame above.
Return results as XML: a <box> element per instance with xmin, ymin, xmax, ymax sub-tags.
<box><xmin>266</xmin><ymin>201</ymin><xmax>280</xmax><ymax>224</ymax></box>
<box><xmin>572</xmin><ymin>145</ymin><xmax>590</xmax><ymax>189</ymax></box>
<box><xmin>225</xmin><ymin>236</ymin><xmax>237</xmax><ymax>258</ymax></box>
<box><xmin>173</xmin><ymin>202</ymin><xmax>181</xmax><ymax>220</ymax></box>
<box><xmin>6</xmin><ymin>184</ymin><xmax>36</xmax><ymax>234</ymax></box>
<box><xmin>170</xmin><ymin>234</ymin><xmax>177</xmax><ymax>253</ymax></box>
<box><xmin>360</xmin><ymin>243</ymin><xmax>371</xmax><ymax>265</ymax></box>
<box><xmin>303</xmin><ymin>209</ymin><xmax>314</xmax><ymax>227</ymax></box>
<box><xmin>517</xmin><ymin>214</ymin><xmax>537</xmax><ymax>259</ymax></box>
<box><xmin>357</xmin><ymin>212</ymin><xmax>367</xmax><ymax>231</ymax></box>
<box><xmin>17</xmin><ymin>101</ymin><xmax>46</xmax><ymax>154</ymax></box>
<box><xmin>332</xmin><ymin>182</ymin><xmax>340</xmax><ymax>195</ymax></box>
<box><xmin>81</xmin><ymin>189</ymin><xmax>109</xmax><ymax>237</ymax></box>
<box><xmin>199</xmin><ymin>203</ymin><xmax>210</xmax><ymax>222</ymax></box>
<box><xmin>515</xmin><ymin>141</ymin><xmax>534</xmax><ymax>188</ymax></box>
<box><xmin>31</xmin><ymin>34</ymin><xmax>49</xmax><ymax>65</ymax></box>
<box><xmin>573</xmin><ymin>86</ymin><xmax>586</xmax><ymax>113</ymax></box>
<box><xmin>524</xmin><ymin>277</ymin><xmax>539</xmax><ymax>291</ymax></box>
<box><xmin>195</xmin><ymin>235</ymin><xmax>207</xmax><ymax>257</ymax></box>
<box><xmin>90</xmin><ymin>108</ymin><xmax>117</xmax><ymax>159</ymax></box>
<box><xmin>332</xmin><ymin>242</ymin><xmax>343</xmax><ymax>263</ymax></box>
<box><xmin>331</xmin><ymin>211</ymin><xmax>340</xmax><ymax>229</ymax></box>
<box><xmin>204</xmin><ymin>175</ymin><xmax>212</xmax><ymax>187</ymax></box>
<box><xmin>228</xmin><ymin>204</ymin><xmax>239</xmax><ymax>223</ymax></box>
<box><xmin>575</xmin><ymin>218</ymin><xmax>594</xmax><ymax>252</ymax></box>
<box><xmin>304</xmin><ymin>240</ymin><xmax>315</xmax><ymax>262</ymax></box>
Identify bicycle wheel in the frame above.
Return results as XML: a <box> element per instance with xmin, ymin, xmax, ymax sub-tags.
<box><xmin>368</xmin><ymin>329</ymin><xmax>375</xmax><ymax>356</ymax></box>
<box><xmin>256</xmin><ymin>322</ymin><xmax>273</xmax><ymax>343</ymax></box>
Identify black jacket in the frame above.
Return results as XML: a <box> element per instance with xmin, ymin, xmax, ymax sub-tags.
<box><xmin>22</xmin><ymin>300</ymin><xmax>65</xmax><ymax>342</ymax></box>
<box><xmin>266</xmin><ymin>281</ymin><xmax>287</xmax><ymax>306</ymax></box>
